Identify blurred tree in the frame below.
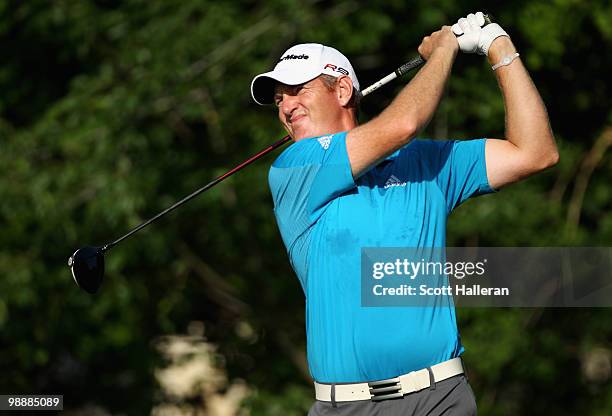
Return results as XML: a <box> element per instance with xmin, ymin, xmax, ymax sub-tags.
<box><xmin>0</xmin><ymin>0</ymin><xmax>609</xmax><ymax>415</ymax></box>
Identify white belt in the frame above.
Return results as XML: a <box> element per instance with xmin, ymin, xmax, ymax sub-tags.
<box><xmin>314</xmin><ymin>357</ymin><xmax>464</xmax><ymax>402</ymax></box>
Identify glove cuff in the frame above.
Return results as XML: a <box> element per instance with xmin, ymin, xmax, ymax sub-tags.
<box><xmin>479</xmin><ymin>23</ymin><xmax>509</xmax><ymax>56</ymax></box>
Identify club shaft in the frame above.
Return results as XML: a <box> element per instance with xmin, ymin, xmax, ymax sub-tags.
<box><xmin>101</xmin><ymin>53</ymin><xmax>434</xmax><ymax>253</ymax></box>
<box><xmin>361</xmin><ymin>56</ymin><xmax>425</xmax><ymax>97</ymax></box>
<box><xmin>102</xmin><ymin>135</ymin><xmax>291</xmax><ymax>252</ymax></box>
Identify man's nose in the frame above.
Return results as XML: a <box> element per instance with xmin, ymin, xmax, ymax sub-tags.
<box><xmin>280</xmin><ymin>94</ymin><xmax>299</xmax><ymax>117</ymax></box>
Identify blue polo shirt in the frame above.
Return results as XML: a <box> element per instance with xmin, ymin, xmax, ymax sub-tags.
<box><xmin>268</xmin><ymin>131</ymin><xmax>493</xmax><ymax>383</ymax></box>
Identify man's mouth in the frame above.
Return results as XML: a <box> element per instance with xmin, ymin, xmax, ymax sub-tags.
<box><xmin>290</xmin><ymin>114</ymin><xmax>306</xmax><ymax>124</ymax></box>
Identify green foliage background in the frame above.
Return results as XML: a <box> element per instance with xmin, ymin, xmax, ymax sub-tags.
<box><xmin>1</xmin><ymin>0</ymin><xmax>610</xmax><ymax>414</ymax></box>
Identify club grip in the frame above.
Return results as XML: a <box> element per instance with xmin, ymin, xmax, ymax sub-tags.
<box><xmin>395</xmin><ymin>56</ymin><xmax>425</xmax><ymax>77</ymax></box>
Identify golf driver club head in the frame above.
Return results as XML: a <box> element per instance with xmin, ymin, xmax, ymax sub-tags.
<box><xmin>68</xmin><ymin>246</ymin><xmax>104</xmax><ymax>294</ymax></box>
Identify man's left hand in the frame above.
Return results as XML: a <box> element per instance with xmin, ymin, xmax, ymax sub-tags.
<box><xmin>452</xmin><ymin>12</ymin><xmax>509</xmax><ymax>56</ymax></box>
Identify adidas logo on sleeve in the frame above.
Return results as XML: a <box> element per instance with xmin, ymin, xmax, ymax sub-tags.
<box><xmin>317</xmin><ymin>135</ymin><xmax>332</xmax><ymax>150</ymax></box>
<box><xmin>384</xmin><ymin>174</ymin><xmax>407</xmax><ymax>189</ymax></box>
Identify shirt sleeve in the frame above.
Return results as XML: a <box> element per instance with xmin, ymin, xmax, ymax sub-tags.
<box><xmin>268</xmin><ymin>132</ymin><xmax>355</xmax><ymax>251</ymax></box>
<box><xmin>422</xmin><ymin>139</ymin><xmax>495</xmax><ymax>213</ymax></box>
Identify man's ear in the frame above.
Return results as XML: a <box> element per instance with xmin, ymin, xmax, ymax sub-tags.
<box><xmin>336</xmin><ymin>75</ymin><xmax>354</xmax><ymax>107</ymax></box>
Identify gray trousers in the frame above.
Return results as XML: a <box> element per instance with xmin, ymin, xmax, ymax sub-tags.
<box><xmin>308</xmin><ymin>375</ymin><xmax>477</xmax><ymax>416</ymax></box>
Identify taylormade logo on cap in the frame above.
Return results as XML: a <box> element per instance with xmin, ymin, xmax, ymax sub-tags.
<box><xmin>250</xmin><ymin>43</ymin><xmax>360</xmax><ymax>105</ymax></box>
<box><xmin>280</xmin><ymin>54</ymin><xmax>309</xmax><ymax>61</ymax></box>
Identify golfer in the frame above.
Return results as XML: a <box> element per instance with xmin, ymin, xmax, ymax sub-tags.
<box><xmin>251</xmin><ymin>12</ymin><xmax>557</xmax><ymax>415</ymax></box>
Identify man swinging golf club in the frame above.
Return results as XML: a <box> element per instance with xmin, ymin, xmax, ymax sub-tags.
<box><xmin>251</xmin><ymin>12</ymin><xmax>558</xmax><ymax>415</ymax></box>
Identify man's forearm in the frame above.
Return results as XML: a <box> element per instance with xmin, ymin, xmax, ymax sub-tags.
<box><xmin>382</xmin><ymin>46</ymin><xmax>457</xmax><ymax>136</ymax></box>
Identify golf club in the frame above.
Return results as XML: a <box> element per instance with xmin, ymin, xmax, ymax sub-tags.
<box><xmin>69</xmin><ymin>15</ymin><xmax>492</xmax><ymax>294</ymax></box>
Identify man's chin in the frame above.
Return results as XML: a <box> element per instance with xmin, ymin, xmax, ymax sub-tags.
<box><xmin>293</xmin><ymin>129</ymin><xmax>313</xmax><ymax>141</ymax></box>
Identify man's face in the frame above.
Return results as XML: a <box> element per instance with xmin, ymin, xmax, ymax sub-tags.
<box><xmin>274</xmin><ymin>77</ymin><xmax>341</xmax><ymax>141</ymax></box>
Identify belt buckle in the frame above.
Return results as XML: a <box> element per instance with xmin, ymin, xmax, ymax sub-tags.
<box><xmin>368</xmin><ymin>377</ymin><xmax>403</xmax><ymax>401</ymax></box>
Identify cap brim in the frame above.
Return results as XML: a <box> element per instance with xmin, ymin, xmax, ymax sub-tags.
<box><xmin>250</xmin><ymin>67</ymin><xmax>321</xmax><ymax>105</ymax></box>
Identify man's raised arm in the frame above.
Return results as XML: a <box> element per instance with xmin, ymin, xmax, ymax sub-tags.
<box><xmin>484</xmin><ymin>36</ymin><xmax>558</xmax><ymax>189</ymax></box>
<box><xmin>345</xmin><ymin>26</ymin><xmax>459</xmax><ymax>178</ymax></box>
<box><xmin>451</xmin><ymin>12</ymin><xmax>558</xmax><ymax>189</ymax></box>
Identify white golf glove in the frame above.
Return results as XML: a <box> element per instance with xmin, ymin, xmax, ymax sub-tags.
<box><xmin>451</xmin><ymin>12</ymin><xmax>509</xmax><ymax>56</ymax></box>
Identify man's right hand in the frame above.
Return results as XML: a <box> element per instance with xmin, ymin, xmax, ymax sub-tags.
<box><xmin>417</xmin><ymin>26</ymin><xmax>459</xmax><ymax>61</ymax></box>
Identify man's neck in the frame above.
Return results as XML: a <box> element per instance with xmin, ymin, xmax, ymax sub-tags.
<box><xmin>293</xmin><ymin>113</ymin><xmax>358</xmax><ymax>142</ymax></box>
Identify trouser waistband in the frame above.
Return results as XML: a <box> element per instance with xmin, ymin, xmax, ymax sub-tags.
<box><xmin>314</xmin><ymin>357</ymin><xmax>465</xmax><ymax>402</ymax></box>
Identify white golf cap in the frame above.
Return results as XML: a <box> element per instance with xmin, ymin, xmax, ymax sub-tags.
<box><xmin>250</xmin><ymin>43</ymin><xmax>360</xmax><ymax>105</ymax></box>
